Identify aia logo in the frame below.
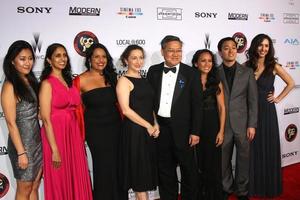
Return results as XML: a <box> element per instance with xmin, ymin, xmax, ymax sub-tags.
<box><xmin>285</xmin><ymin>124</ymin><xmax>297</xmax><ymax>142</ymax></box>
<box><xmin>73</xmin><ymin>31</ymin><xmax>99</xmax><ymax>57</ymax></box>
<box><xmin>0</xmin><ymin>173</ymin><xmax>9</xmax><ymax>198</ymax></box>
<box><xmin>232</xmin><ymin>32</ymin><xmax>247</xmax><ymax>53</ymax></box>
<box><xmin>284</xmin><ymin>38</ymin><xmax>299</xmax><ymax>45</ymax></box>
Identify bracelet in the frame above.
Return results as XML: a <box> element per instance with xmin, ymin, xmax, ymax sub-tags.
<box><xmin>17</xmin><ymin>151</ymin><xmax>27</xmax><ymax>157</ymax></box>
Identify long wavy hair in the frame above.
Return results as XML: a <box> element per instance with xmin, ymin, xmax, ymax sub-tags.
<box><xmin>85</xmin><ymin>43</ymin><xmax>117</xmax><ymax>88</ymax></box>
<box><xmin>192</xmin><ymin>49</ymin><xmax>220</xmax><ymax>95</ymax></box>
<box><xmin>245</xmin><ymin>33</ymin><xmax>277</xmax><ymax>75</ymax></box>
<box><xmin>40</xmin><ymin>43</ymin><xmax>73</xmax><ymax>87</ymax></box>
<box><xmin>3</xmin><ymin>40</ymin><xmax>39</xmax><ymax>102</ymax></box>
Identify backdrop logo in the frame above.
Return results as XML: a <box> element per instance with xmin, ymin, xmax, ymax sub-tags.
<box><xmin>284</xmin><ymin>107</ymin><xmax>299</xmax><ymax>115</ymax></box>
<box><xmin>117</xmin><ymin>7</ymin><xmax>143</xmax><ymax>18</ymax></box>
<box><xmin>204</xmin><ymin>33</ymin><xmax>211</xmax><ymax>49</ymax></box>
<box><xmin>284</xmin><ymin>38</ymin><xmax>299</xmax><ymax>45</ymax></box>
<box><xmin>73</xmin><ymin>31</ymin><xmax>99</xmax><ymax>57</ymax></box>
<box><xmin>283</xmin><ymin>13</ymin><xmax>299</xmax><ymax>24</ymax></box>
<box><xmin>17</xmin><ymin>6</ymin><xmax>52</xmax><ymax>14</ymax></box>
<box><xmin>228</xmin><ymin>13</ymin><xmax>248</xmax><ymax>20</ymax></box>
<box><xmin>285</xmin><ymin>124</ymin><xmax>297</xmax><ymax>142</ymax></box>
<box><xmin>259</xmin><ymin>13</ymin><xmax>275</xmax><ymax>22</ymax></box>
<box><xmin>69</xmin><ymin>7</ymin><xmax>101</xmax><ymax>16</ymax></box>
<box><xmin>195</xmin><ymin>12</ymin><xmax>217</xmax><ymax>18</ymax></box>
<box><xmin>31</xmin><ymin>33</ymin><xmax>42</xmax><ymax>53</ymax></box>
<box><xmin>282</xmin><ymin>151</ymin><xmax>298</xmax><ymax>158</ymax></box>
<box><xmin>116</xmin><ymin>39</ymin><xmax>146</xmax><ymax>46</ymax></box>
<box><xmin>0</xmin><ymin>146</ymin><xmax>7</xmax><ymax>155</ymax></box>
<box><xmin>285</xmin><ymin>61</ymin><xmax>300</xmax><ymax>69</ymax></box>
<box><xmin>232</xmin><ymin>32</ymin><xmax>247</xmax><ymax>53</ymax></box>
<box><xmin>157</xmin><ymin>7</ymin><xmax>182</xmax><ymax>20</ymax></box>
<box><xmin>0</xmin><ymin>173</ymin><xmax>9</xmax><ymax>198</ymax></box>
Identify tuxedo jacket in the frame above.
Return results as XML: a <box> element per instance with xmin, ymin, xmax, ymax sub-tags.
<box><xmin>147</xmin><ymin>62</ymin><xmax>203</xmax><ymax>148</ymax></box>
<box><xmin>218</xmin><ymin>62</ymin><xmax>258</xmax><ymax>134</ymax></box>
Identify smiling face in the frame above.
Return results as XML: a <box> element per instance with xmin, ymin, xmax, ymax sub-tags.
<box><xmin>257</xmin><ymin>38</ymin><xmax>270</xmax><ymax>58</ymax></box>
<box><xmin>90</xmin><ymin>48</ymin><xmax>107</xmax><ymax>71</ymax></box>
<box><xmin>219</xmin><ymin>40</ymin><xmax>237</xmax><ymax>63</ymax></box>
<box><xmin>195</xmin><ymin>52</ymin><xmax>213</xmax><ymax>75</ymax></box>
<box><xmin>126</xmin><ymin>49</ymin><xmax>144</xmax><ymax>73</ymax></box>
<box><xmin>12</xmin><ymin>48</ymin><xmax>34</xmax><ymax>76</ymax></box>
<box><xmin>47</xmin><ymin>47</ymin><xmax>68</xmax><ymax>70</ymax></box>
<box><xmin>161</xmin><ymin>41</ymin><xmax>182</xmax><ymax>67</ymax></box>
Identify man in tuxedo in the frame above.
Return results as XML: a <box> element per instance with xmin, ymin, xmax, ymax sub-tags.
<box><xmin>217</xmin><ymin>37</ymin><xmax>258</xmax><ymax>200</ymax></box>
<box><xmin>147</xmin><ymin>35</ymin><xmax>203</xmax><ymax>200</ymax></box>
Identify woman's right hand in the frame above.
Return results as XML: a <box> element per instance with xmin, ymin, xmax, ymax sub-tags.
<box><xmin>18</xmin><ymin>154</ymin><xmax>29</xmax><ymax>170</ymax></box>
<box><xmin>52</xmin><ymin>150</ymin><xmax>62</xmax><ymax>169</ymax></box>
<box><xmin>146</xmin><ymin>125</ymin><xmax>156</xmax><ymax>136</ymax></box>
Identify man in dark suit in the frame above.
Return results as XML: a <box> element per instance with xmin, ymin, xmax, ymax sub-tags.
<box><xmin>147</xmin><ymin>35</ymin><xmax>203</xmax><ymax>200</ymax></box>
<box><xmin>217</xmin><ymin>37</ymin><xmax>258</xmax><ymax>200</ymax></box>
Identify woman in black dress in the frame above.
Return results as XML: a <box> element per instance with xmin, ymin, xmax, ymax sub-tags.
<box><xmin>245</xmin><ymin>34</ymin><xmax>294</xmax><ymax>198</ymax></box>
<box><xmin>192</xmin><ymin>49</ymin><xmax>225</xmax><ymax>200</ymax></box>
<box><xmin>116</xmin><ymin>45</ymin><xmax>159</xmax><ymax>200</ymax></box>
<box><xmin>74</xmin><ymin>43</ymin><xmax>126</xmax><ymax>200</ymax></box>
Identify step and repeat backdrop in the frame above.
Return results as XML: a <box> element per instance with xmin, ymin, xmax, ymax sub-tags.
<box><xmin>0</xmin><ymin>0</ymin><xmax>299</xmax><ymax>199</ymax></box>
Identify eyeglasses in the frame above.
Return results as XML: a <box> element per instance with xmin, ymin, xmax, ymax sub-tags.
<box><xmin>165</xmin><ymin>49</ymin><xmax>182</xmax><ymax>54</ymax></box>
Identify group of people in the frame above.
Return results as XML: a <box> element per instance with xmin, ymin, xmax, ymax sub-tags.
<box><xmin>1</xmin><ymin>33</ymin><xmax>294</xmax><ymax>200</ymax></box>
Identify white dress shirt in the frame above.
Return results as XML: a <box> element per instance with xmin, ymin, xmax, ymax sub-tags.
<box><xmin>158</xmin><ymin>63</ymin><xmax>180</xmax><ymax>117</ymax></box>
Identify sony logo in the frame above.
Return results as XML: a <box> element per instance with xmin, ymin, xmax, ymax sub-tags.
<box><xmin>17</xmin><ymin>6</ymin><xmax>52</xmax><ymax>14</ymax></box>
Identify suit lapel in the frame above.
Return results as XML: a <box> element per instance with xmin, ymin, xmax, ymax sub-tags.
<box><xmin>156</xmin><ymin>64</ymin><xmax>164</xmax><ymax>105</ymax></box>
<box><xmin>231</xmin><ymin>64</ymin><xmax>243</xmax><ymax>98</ymax></box>
<box><xmin>172</xmin><ymin>64</ymin><xmax>185</xmax><ymax>106</ymax></box>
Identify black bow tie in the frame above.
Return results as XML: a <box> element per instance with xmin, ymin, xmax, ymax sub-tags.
<box><xmin>163</xmin><ymin>67</ymin><xmax>176</xmax><ymax>74</ymax></box>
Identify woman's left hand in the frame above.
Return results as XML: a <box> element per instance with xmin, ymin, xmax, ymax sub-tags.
<box><xmin>152</xmin><ymin>123</ymin><xmax>160</xmax><ymax>138</ymax></box>
<box><xmin>267</xmin><ymin>91</ymin><xmax>279</xmax><ymax>103</ymax></box>
<box><xmin>215</xmin><ymin>132</ymin><xmax>224</xmax><ymax>147</ymax></box>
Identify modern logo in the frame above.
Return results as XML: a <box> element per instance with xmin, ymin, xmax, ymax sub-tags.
<box><xmin>204</xmin><ymin>33</ymin><xmax>211</xmax><ymax>49</ymax></box>
<box><xmin>285</xmin><ymin>61</ymin><xmax>300</xmax><ymax>69</ymax></box>
<box><xmin>116</xmin><ymin>39</ymin><xmax>146</xmax><ymax>46</ymax></box>
<box><xmin>228</xmin><ymin>12</ymin><xmax>248</xmax><ymax>20</ymax></box>
<box><xmin>117</xmin><ymin>7</ymin><xmax>143</xmax><ymax>18</ymax></box>
<box><xmin>74</xmin><ymin>31</ymin><xmax>99</xmax><ymax>57</ymax></box>
<box><xmin>259</xmin><ymin>13</ymin><xmax>275</xmax><ymax>22</ymax></box>
<box><xmin>284</xmin><ymin>38</ymin><xmax>300</xmax><ymax>45</ymax></box>
<box><xmin>232</xmin><ymin>32</ymin><xmax>247</xmax><ymax>53</ymax></box>
<box><xmin>31</xmin><ymin>33</ymin><xmax>42</xmax><ymax>53</ymax></box>
<box><xmin>284</xmin><ymin>107</ymin><xmax>300</xmax><ymax>115</ymax></box>
<box><xmin>17</xmin><ymin>6</ymin><xmax>52</xmax><ymax>14</ymax></box>
<box><xmin>195</xmin><ymin>12</ymin><xmax>217</xmax><ymax>18</ymax></box>
<box><xmin>157</xmin><ymin>7</ymin><xmax>182</xmax><ymax>20</ymax></box>
<box><xmin>69</xmin><ymin>7</ymin><xmax>101</xmax><ymax>16</ymax></box>
<box><xmin>285</xmin><ymin>124</ymin><xmax>297</xmax><ymax>142</ymax></box>
<box><xmin>283</xmin><ymin>13</ymin><xmax>299</xmax><ymax>24</ymax></box>
<box><xmin>0</xmin><ymin>173</ymin><xmax>9</xmax><ymax>198</ymax></box>
<box><xmin>0</xmin><ymin>146</ymin><xmax>7</xmax><ymax>156</ymax></box>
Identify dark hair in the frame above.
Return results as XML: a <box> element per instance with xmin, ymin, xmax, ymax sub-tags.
<box><xmin>217</xmin><ymin>37</ymin><xmax>237</xmax><ymax>51</ymax></box>
<box><xmin>245</xmin><ymin>33</ymin><xmax>276</xmax><ymax>75</ymax></box>
<box><xmin>40</xmin><ymin>43</ymin><xmax>72</xmax><ymax>87</ymax></box>
<box><xmin>3</xmin><ymin>40</ymin><xmax>39</xmax><ymax>102</ymax></box>
<box><xmin>192</xmin><ymin>49</ymin><xmax>220</xmax><ymax>95</ymax></box>
<box><xmin>85</xmin><ymin>43</ymin><xmax>117</xmax><ymax>88</ymax></box>
<box><xmin>160</xmin><ymin>35</ymin><xmax>183</xmax><ymax>49</ymax></box>
<box><xmin>120</xmin><ymin>45</ymin><xmax>145</xmax><ymax>67</ymax></box>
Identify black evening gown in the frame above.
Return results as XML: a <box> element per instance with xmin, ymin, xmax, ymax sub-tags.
<box><xmin>249</xmin><ymin>72</ymin><xmax>282</xmax><ymax>197</ymax></box>
<box><xmin>197</xmin><ymin>88</ymin><xmax>222</xmax><ymax>200</ymax></box>
<box><xmin>121</xmin><ymin>76</ymin><xmax>158</xmax><ymax>192</ymax></box>
<box><xmin>82</xmin><ymin>87</ymin><xmax>126</xmax><ymax>200</ymax></box>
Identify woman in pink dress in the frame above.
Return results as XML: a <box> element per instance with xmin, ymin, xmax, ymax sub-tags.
<box><xmin>39</xmin><ymin>43</ymin><xmax>92</xmax><ymax>200</ymax></box>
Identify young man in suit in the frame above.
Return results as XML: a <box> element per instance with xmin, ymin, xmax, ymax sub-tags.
<box><xmin>147</xmin><ymin>35</ymin><xmax>203</xmax><ymax>200</ymax></box>
<box><xmin>217</xmin><ymin>37</ymin><xmax>258</xmax><ymax>200</ymax></box>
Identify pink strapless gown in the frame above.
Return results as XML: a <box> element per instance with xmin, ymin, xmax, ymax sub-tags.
<box><xmin>41</xmin><ymin>75</ymin><xmax>92</xmax><ymax>200</ymax></box>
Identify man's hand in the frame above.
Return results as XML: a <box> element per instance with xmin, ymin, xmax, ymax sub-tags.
<box><xmin>189</xmin><ymin>134</ymin><xmax>200</xmax><ymax>147</ymax></box>
<box><xmin>247</xmin><ymin>127</ymin><xmax>256</xmax><ymax>141</ymax></box>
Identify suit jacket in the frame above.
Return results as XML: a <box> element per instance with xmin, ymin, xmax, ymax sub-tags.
<box><xmin>218</xmin><ymin>62</ymin><xmax>258</xmax><ymax>134</ymax></box>
<box><xmin>147</xmin><ymin>62</ymin><xmax>203</xmax><ymax>148</ymax></box>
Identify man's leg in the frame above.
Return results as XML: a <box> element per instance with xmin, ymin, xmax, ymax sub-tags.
<box><xmin>222</xmin><ymin>126</ymin><xmax>234</xmax><ymax>194</ymax></box>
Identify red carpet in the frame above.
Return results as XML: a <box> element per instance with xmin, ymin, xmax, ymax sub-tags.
<box><xmin>160</xmin><ymin>162</ymin><xmax>300</xmax><ymax>200</ymax></box>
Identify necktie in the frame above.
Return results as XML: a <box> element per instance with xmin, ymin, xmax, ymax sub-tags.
<box><xmin>163</xmin><ymin>67</ymin><xmax>176</xmax><ymax>74</ymax></box>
